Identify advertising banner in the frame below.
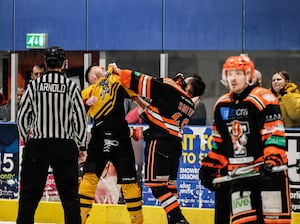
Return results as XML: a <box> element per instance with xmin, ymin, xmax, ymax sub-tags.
<box><xmin>2</xmin><ymin>122</ymin><xmax>299</xmax><ymax>212</ymax></box>
<box><xmin>286</xmin><ymin>129</ymin><xmax>300</xmax><ymax>212</ymax></box>
<box><xmin>143</xmin><ymin>127</ymin><xmax>300</xmax><ymax>211</ymax></box>
<box><xmin>0</xmin><ymin>122</ymin><xmax>19</xmax><ymax>199</ymax></box>
<box><xmin>142</xmin><ymin>126</ymin><xmax>215</xmax><ymax>208</ymax></box>
<box><xmin>178</xmin><ymin>126</ymin><xmax>214</xmax><ymax>208</ymax></box>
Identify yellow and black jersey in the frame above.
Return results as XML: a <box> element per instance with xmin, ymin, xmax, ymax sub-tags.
<box><xmin>206</xmin><ymin>85</ymin><xmax>288</xmax><ymax>171</ymax></box>
<box><xmin>119</xmin><ymin>70</ymin><xmax>194</xmax><ymax>139</ymax></box>
<box><xmin>81</xmin><ymin>74</ymin><xmax>136</xmax><ymax>131</ymax></box>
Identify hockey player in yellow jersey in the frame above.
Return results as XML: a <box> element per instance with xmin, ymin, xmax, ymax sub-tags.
<box><xmin>79</xmin><ymin>66</ymin><xmax>144</xmax><ymax>224</ymax></box>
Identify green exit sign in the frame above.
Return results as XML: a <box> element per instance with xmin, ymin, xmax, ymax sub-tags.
<box><xmin>26</xmin><ymin>33</ymin><xmax>48</xmax><ymax>49</ymax></box>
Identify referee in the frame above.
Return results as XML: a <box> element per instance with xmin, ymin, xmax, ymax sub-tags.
<box><xmin>16</xmin><ymin>46</ymin><xmax>87</xmax><ymax>224</ymax></box>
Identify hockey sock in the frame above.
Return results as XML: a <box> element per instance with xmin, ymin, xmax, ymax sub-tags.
<box><xmin>79</xmin><ymin>173</ymin><xmax>99</xmax><ymax>224</ymax></box>
<box><xmin>151</xmin><ymin>186</ymin><xmax>182</xmax><ymax>223</ymax></box>
<box><xmin>121</xmin><ymin>183</ymin><xmax>144</xmax><ymax>224</ymax></box>
<box><xmin>167</xmin><ymin>180</ymin><xmax>178</xmax><ymax>198</ymax></box>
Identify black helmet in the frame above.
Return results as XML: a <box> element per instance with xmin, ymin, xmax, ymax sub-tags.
<box><xmin>45</xmin><ymin>46</ymin><xmax>66</xmax><ymax>68</ymax></box>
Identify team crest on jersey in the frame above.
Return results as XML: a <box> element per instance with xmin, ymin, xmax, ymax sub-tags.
<box><xmin>227</xmin><ymin>120</ymin><xmax>249</xmax><ymax>157</ymax></box>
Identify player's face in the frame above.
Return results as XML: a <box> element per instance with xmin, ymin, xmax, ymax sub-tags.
<box><xmin>226</xmin><ymin>69</ymin><xmax>248</xmax><ymax>94</ymax></box>
<box><xmin>184</xmin><ymin>77</ymin><xmax>192</xmax><ymax>96</ymax></box>
<box><xmin>88</xmin><ymin>66</ymin><xmax>105</xmax><ymax>84</ymax></box>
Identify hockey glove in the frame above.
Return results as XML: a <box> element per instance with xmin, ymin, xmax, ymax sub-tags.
<box><xmin>199</xmin><ymin>166</ymin><xmax>220</xmax><ymax>191</ymax></box>
<box><xmin>199</xmin><ymin>154</ymin><xmax>228</xmax><ymax>191</ymax></box>
<box><xmin>262</xmin><ymin>154</ymin><xmax>283</xmax><ymax>175</ymax></box>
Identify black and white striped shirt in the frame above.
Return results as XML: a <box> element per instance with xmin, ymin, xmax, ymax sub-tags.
<box><xmin>17</xmin><ymin>71</ymin><xmax>87</xmax><ymax>147</ymax></box>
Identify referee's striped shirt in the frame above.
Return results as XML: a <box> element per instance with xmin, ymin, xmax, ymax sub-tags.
<box><xmin>17</xmin><ymin>71</ymin><xmax>87</xmax><ymax>147</ymax></box>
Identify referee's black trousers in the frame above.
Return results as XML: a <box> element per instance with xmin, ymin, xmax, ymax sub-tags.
<box><xmin>16</xmin><ymin>139</ymin><xmax>81</xmax><ymax>224</ymax></box>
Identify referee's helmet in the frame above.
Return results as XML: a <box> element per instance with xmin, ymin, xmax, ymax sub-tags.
<box><xmin>45</xmin><ymin>46</ymin><xmax>66</xmax><ymax>68</ymax></box>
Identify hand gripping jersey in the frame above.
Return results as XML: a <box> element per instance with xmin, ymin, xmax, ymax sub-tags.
<box><xmin>203</xmin><ymin>85</ymin><xmax>288</xmax><ymax>171</ymax></box>
<box><xmin>81</xmin><ymin>74</ymin><xmax>137</xmax><ymax>130</ymax></box>
<box><xmin>119</xmin><ymin>70</ymin><xmax>194</xmax><ymax>139</ymax></box>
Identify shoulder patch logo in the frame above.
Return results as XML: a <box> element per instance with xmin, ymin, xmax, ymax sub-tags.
<box><xmin>262</xmin><ymin>93</ymin><xmax>276</xmax><ymax>101</ymax></box>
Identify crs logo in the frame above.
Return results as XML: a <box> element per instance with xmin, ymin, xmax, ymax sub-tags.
<box><xmin>220</xmin><ymin>107</ymin><xmax>248</xmax><ymax>120</ymax></box>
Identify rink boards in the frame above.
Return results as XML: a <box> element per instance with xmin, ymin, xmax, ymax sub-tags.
<box><xmin>0</xmin><ymin>123</ymin><xmax>300</xmax><ymax>223</ymax></box>
<box><xmin>0</xmin><ymin>199</ymin><xmax>299</xmax><ymax>224</ymax></box>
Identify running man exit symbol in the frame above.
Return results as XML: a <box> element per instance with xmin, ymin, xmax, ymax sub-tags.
<box><xmin>26</xmin><ymin>33</ymin><xmax>48</xmax><ymax>49</ymax></box>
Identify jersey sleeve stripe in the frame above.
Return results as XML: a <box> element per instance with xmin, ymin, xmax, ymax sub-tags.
<box><xmin>247</xmin><ymin>94</ymin><xmax>265</xmax><ymax>111</ymax></box>
<box><xmin>144</xmin><ymin>106</ymin><xmax>181</xmax><ymax>138</ymax></box>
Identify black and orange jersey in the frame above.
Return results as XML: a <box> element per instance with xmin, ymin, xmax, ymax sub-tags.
<box><xmin>119</xmin><ymin>70</ymin><xmax>194</xmax><ymax>139</ymax></box>
<box><xmin>206</xmin><ymin>85</ymin><xmax>288</xmax><ymax>171</ymax></box>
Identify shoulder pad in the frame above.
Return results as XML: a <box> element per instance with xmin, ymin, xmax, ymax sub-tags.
<box><xmin>215</xmin><ymin>93</ymin><xmax>232</xmax><ymax>104</ymax></box>
<box><xmin>248</xmin><ymin>87</ymin><xmax>278</xmax><ymax>111</ymax></box>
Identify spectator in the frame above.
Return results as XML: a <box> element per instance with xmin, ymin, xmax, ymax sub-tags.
<box><xmin>199</xmin><ymin>55</ymin><xmax>291</xmax><ymax>224</ymax></box>
<box><xmin>16</xmin><ymin>46</ymin><xmax>87</xmax><ymax>224</ymax></box>
<box><xmin>17</xmin><ymin>86</ymin><xmax>25</xmax><ymax>104</ymax></box>
<box><xmin>0</xmin><ymin>93</ymin><xmax>10</xmax><ymax>121</ymax></box>
<box><xmin>0</xmin><ymin>92</ymin><xmax>7</xmax><ymax>106</ymax></box>
<box><xmin>109</xmin><ymin>63</ymin><xmax>204</xmax><ymax>224</ymax></box>
<box><xmin>271</xmin><ymin>70</ymin><xmax>300</xmax><ymax>127</ymax></box>
<box><xmin>254</xmin><ymin>69</ymin><xmax>262</xmax><ymax>87</ymax></box>
<box><xmin>0</xmin><ymin>87</ymin><xmax>24</xmax><ymax>121</ymax></box>
<box><xmin>184</xmin><ymin>74</ymin><xmax>207</xmax><ymax>125</ymax></box>
<box><xmin>31</xmin><ymin>64</ymin><xmax>45</xmax><ymax>80</ymax></box>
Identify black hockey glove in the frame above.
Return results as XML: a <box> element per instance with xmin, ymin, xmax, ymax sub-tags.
<box><xmin>199</xmin><ymin>166</ymin><xmax>220</xmax><ymax>191</ymax></box>
<box><xmin>262</xmin><ymin>154</ymin><xmax>282</xmax><ymax>175</ymax></box>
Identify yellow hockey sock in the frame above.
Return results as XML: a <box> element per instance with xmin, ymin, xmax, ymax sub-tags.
<box><xmin>121</xmin><ymin>183</ymin><xmax>144</xmax><ymax>224</ymax></box>
<box><xmin>79</xmin><ymin>173</ymin><xmax>99</xmax><ymax>224</ymax></box>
